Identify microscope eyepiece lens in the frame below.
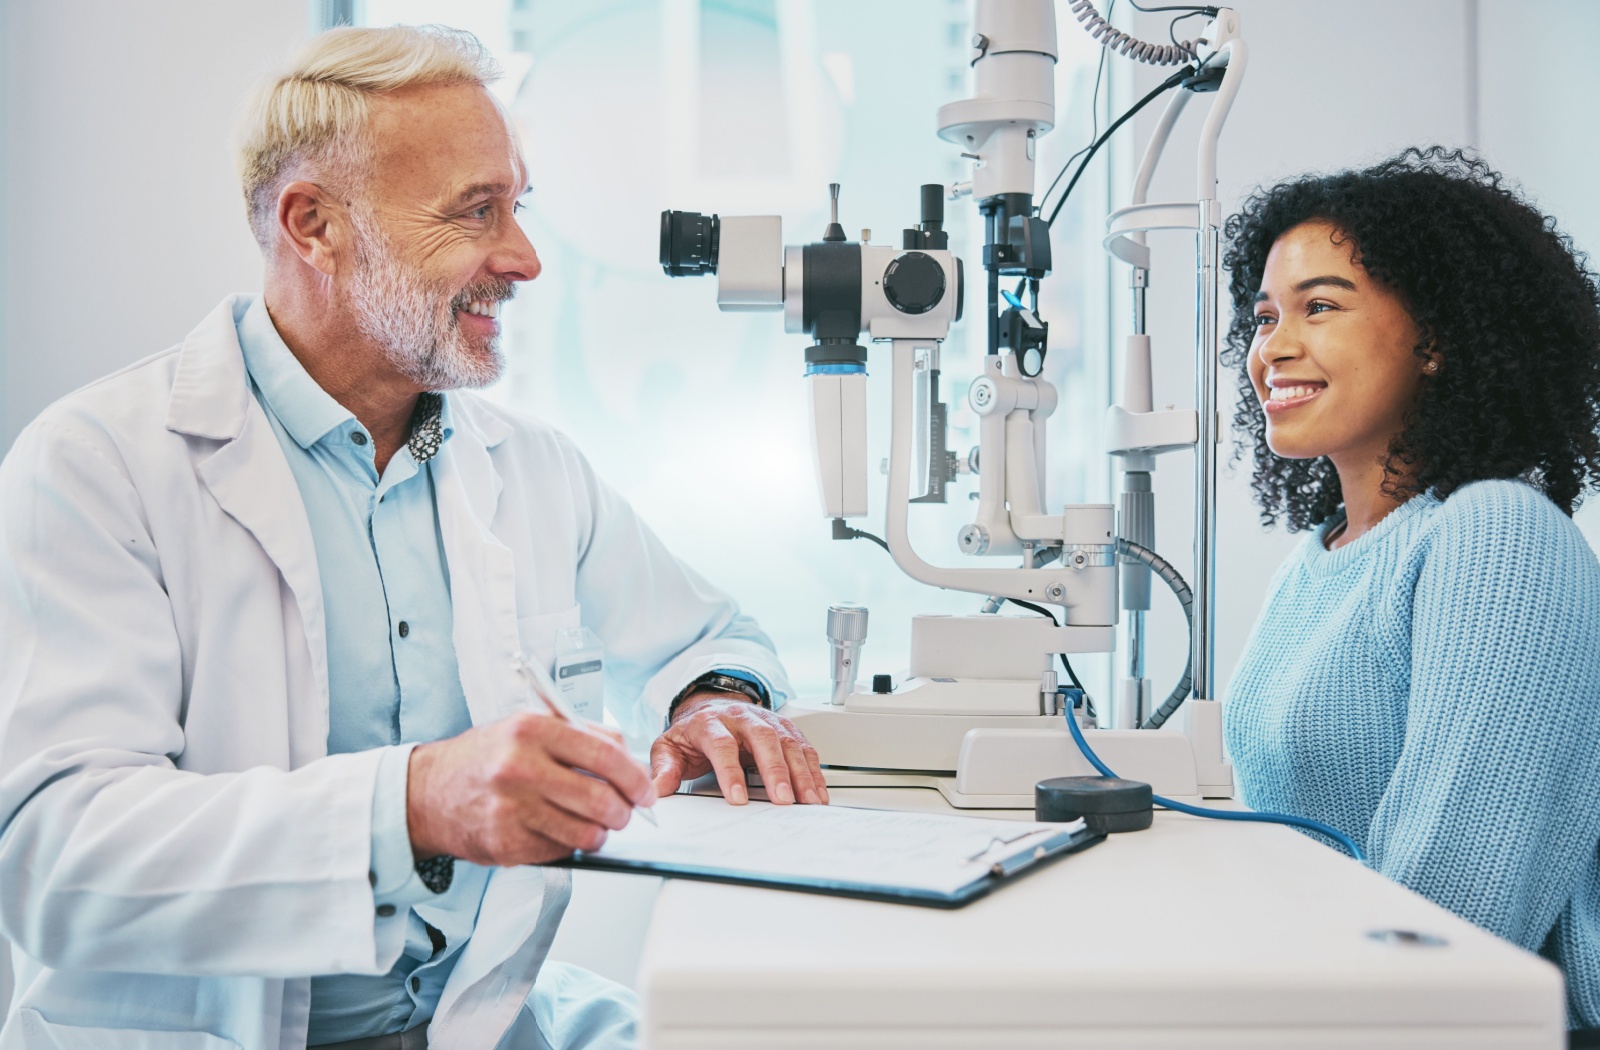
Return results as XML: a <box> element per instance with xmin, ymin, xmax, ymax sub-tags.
<box><xmin>659</xmin><ymin>210</ymin><xmax>720</xmax><ymax>277</ymax></box>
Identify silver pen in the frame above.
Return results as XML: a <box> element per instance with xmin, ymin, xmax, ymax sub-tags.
<box><xmin>513</xmin><ymin>657</ymin><xmax>658</xmax><ymax>827</ymax></box>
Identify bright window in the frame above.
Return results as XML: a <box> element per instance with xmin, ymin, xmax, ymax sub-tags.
<box><xmin>356</xmin><ymin>0</ymin><xmax>1116</xmax><ymax>700</ymax></box>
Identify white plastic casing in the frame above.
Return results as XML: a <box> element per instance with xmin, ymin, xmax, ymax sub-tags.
<box><xmin>936</xmin><ymin>0</ymin><xmax>1057</xmax><ymax>200</ymax></box>
<box><xmin>909</xmin><ymin>614</ymin><xmax>1104</xmax><ymax>679</ymax></box>
<box><xmin>807</xmin><ymin>372</ymin><xmax>868</xmax><ymax>519</ymax></box>
<box><xmin>861</xmin><ymin>245</ymin><xmax>960</xmax><ymax>340</ymax></box>
<box><xmin>715</xmin><ymin>216</ymin><xmax>784</xmax><ymax>311</ymax></box>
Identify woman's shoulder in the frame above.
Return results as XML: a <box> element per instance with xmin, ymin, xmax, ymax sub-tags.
<box><xmin>1430</xmin><ymin>478</ymin><xmax>1584</xmax><ymax>545</ymax></box>
<box><xmin>1423</xmin><ymin>479</ymin><xmax>1600</xmax><ymax>585</ymax></box>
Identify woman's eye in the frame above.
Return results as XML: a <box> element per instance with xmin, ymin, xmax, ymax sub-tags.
<box><xmin>1307</xmin><ymin>300</ymin><xmax>1333</xmax><ymax>315</ymax></box>
<box><xmin>1252</xmin><ymin>313</ymin><xmax>1276</xmax><ymax>329</ymax></box>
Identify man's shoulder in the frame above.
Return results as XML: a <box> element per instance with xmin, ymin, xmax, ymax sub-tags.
<box><xmin>19</xmin><ymin>345</ymin><xmax>186</xmax><ymax>447</ymax></box>
<box><xmin>20</xmin><ymin>294</ymin><xmax>253</xmax><ymax>445</ymax></box>
<box><xmin>450</xmin><ymin>392</ymin><xmax>585</xmax><ymax>462</ymax></box>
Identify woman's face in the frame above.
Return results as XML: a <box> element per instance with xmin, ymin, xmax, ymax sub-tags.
<box><xmin>1248</xmin><ymin>220</ymin><xmax>1431</xmax><ymax>472</ymax></box>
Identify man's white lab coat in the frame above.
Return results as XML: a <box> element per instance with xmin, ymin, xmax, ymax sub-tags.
<box><xmin>0</xmin><ymin>296</ymin><xmax>791</xmax><ymax>1049</ymax></box>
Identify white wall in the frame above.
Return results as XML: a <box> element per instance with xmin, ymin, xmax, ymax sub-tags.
<box><xmin>0</xmin><ymin>0</ymin><xmax>305</xmax><ymax>449</ymax></box>
<box><xmin>1476</xmin><ymin>0</ymin><xmax>1600</xmax><ymax>549</ymax></box>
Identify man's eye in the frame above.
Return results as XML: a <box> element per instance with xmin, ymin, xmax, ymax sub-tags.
<box><xmin>467</xmin><ymin>204</ymin><xmax>492</xmax><ymax>220</ymax></box>
<box><xmin>513</xmin><ymin>201</ymin><xmax>526</xmax><ymax>215</ymax></box>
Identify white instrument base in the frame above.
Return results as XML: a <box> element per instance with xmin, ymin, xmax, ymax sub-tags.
<box><xmin>786</xmin><ymin>694</ymin><xmax>1234</xmax><ymax>807</ymax></box>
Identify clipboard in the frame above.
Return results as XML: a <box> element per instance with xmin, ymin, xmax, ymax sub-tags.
<box><xmin>555</xmin><ymin>794</ymin><xmax>1104</xmax><ymax>909</ymax></box>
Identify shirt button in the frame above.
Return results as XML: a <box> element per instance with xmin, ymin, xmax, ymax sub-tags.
<box><xmin>351</xmin><ymin>432</ymin><xmax>368</xmax><ymax>446</ymax></box>
<box><xmin>411</xmin><ymin>976</ymin><xmax>421</xmax><ymax>993</ymax></box>
<box><xmin>397</xmin><ymin>621</ymin><xmax>410</xmax><ymax>638</ymax></box>
<box><xmin>376</xmin><ymin>904</ymin><xmax>396</xmax><ymax>918</ymax></box>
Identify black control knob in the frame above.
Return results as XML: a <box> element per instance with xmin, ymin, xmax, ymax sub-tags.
<box><xmin>882</xmin><ymin>251</ymin><xmax>946</xmax><ymax>315</ymax></box>
<box><xmin>871</xmin><ymin>674</ymin><xmax>893</xmax><ymax>694</ymax></box>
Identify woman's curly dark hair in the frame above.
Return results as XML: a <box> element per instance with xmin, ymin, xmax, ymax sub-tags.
<box><xmin>1222</xmin><ymin>146</ymin><xmax>1600</xmax><ymax>530</ymax></box>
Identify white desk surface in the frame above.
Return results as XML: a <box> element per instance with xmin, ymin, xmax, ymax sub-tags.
<box><xmin>617</xmin><ymin>786</ymin><xmax>1565</xmax><ymax>1050</ymax></box>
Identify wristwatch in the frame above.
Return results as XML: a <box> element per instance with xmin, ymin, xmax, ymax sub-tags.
<box><xmin>666</xmin><ymin>671</ymin><xmax>771</xmax><ymax>725</ymax></box>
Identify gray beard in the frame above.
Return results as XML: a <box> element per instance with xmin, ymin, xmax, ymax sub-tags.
<box><xmin>345</xmin><ymin>211</ymin><xmax>507</xmax><ymax>391</ymax></box>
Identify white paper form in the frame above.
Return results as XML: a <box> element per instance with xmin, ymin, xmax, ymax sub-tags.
<box><xmin>577</xmin><ymin>794</ymin><xmax>1087</xmax><ymax>897</ymax></box>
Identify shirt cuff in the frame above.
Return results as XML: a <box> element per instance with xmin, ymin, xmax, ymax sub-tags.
<box><xmin>370</xmin><ymin>743</ymin><xmax>440</xmax><ymax>908</ymax></box>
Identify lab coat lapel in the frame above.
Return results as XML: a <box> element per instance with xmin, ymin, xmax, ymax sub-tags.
<box><xmin>167</xmin><ymin>296</ymin><xmax>331</xmax><ymax>764</ymax></box>
<box><xmin>429</xmin><ymin>399</ymin><xmax>573</xmax><ymax>1047</ymax></box>
<box><xmin>432</xmin><ymin>399</ymin><xmax>525</xmax><ymax>727</ymax></box>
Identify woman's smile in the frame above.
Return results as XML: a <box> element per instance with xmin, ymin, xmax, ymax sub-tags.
<box><xmin>1263</xmin><ymin>377</ymin><xmax>1327</xmax><ymax>413</ymax></box>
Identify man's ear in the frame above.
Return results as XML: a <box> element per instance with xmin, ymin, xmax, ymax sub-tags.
<box><xmin>276</xmin><ymin>180</ymin><xmax>349</xmax><ymax>277</ymax></box>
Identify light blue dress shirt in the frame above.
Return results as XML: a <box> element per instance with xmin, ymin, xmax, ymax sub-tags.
<box><xmin>236</xmin><ymin>297</ymin><xmax>491</xmax><ymax>1044</ymax></box>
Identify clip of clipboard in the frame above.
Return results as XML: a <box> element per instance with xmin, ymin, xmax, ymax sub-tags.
<box><xmin>555</xmin><ymin>795</ymin><xmax>1105</xmax><ymax>909</ymax></box>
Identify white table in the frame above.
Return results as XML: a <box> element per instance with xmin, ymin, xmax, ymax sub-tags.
<box><xmin>600</xmin><ymin>786</ymin><xmax>1564</xmax><ymax>1050</ymax></box>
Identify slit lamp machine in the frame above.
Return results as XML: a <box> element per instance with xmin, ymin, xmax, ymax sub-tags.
<box><xmin>660</xmin><ymin>0</ymin><xmax>1247</xmax><ymax>808</ymax></box>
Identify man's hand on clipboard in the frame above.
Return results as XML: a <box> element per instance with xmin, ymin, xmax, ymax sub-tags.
<box><xmin>650</xmin><ymin>695</ymin><xmax>829</xmax><ymax>807</ymax></box>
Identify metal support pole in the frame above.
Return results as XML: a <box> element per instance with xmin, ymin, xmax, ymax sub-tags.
<box><xmin>1120</xmin><ymin>266</ymin><xmax>1153</xmax><ymax>726</ymax></box>
<box><xmin>1192</xmin><ymin>201</ymin><xmax>1222</xmax><ymax>700</ymax></box>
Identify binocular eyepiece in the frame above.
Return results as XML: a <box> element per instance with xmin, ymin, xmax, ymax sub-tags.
<box><xmin>660</xmin><ymin>210</ymin><xmax>719</xmax><ymax>277</ymax></box>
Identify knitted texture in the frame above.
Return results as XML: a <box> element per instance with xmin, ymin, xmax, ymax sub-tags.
<box><xmin>1227</xmin><ymin>479</ymin><xmax>1600</xmax><ymax>1026</ymax></box>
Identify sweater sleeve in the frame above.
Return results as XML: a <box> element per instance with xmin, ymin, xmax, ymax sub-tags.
<box><xmin>1366</xmin><ymin>480</ymin><xmax>1600</xmax><ymax>951</ymax></box>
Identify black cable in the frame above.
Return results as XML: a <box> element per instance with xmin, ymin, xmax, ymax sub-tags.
<box><xmin>1127</xmin><ymin>1</ymin><xmax>1217</xmax><ymax>12</ymax></box>
<box><xmin>1007</xmin><ymin>597</ymin><xmax>1057</xmax><ymax>622</ymax></box>
<box><xmin>1001</xmin><ymin>538</ymin><xmax>1194</xmax><ymax>728</ymax></box>
<box><xmin>1001</xmin><ymin>598</ymin><xmax>1094</xmax><ymax>717</ymax></box>
<box><xmin>830</xmin><ymin>518</ymin><xmax>890</xmax><ymax>553</ymax></box>
<box><xmin>1037</xmin><ymin>0</ymin><xmax>1115</xmax><ymax>212</ymax></box>
<box><xmin>1045</xmin><ymin>63</ymin><xmax>1192</xmax><ymax>228</ymax></box>
<box><xmin>1167</xmin><ymin>9</ymin><xmax>1212</xmax><ymax>56</ymax></box>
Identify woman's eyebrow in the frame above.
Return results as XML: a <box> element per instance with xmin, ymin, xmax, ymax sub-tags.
<box><xmin>1254</xmin><ymin>275</ymin><xmax>1358</xmax><ymax>303</ymax></box>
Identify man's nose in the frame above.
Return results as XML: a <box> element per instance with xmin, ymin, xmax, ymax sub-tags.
<box><xmin>493</xmin><ymin>218</ymin><xmax>541</xmax><ymax>283</ymax></box>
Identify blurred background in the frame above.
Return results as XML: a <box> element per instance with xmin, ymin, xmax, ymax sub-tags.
<box><xmin>3</xmin><ymin>0</ymin><xmax>1599</xmax><ymax>712</ymax></box>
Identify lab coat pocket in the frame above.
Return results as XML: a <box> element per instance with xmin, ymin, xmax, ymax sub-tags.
<box><xmin>515</xmin><ymin>605</ymin><xmax>582</xmax><ymax>679</ymax></box>
<box><xmin>4</xmin><ymin>1009</ymin><xmax>241</xmax><ymax>1050</ymax></box>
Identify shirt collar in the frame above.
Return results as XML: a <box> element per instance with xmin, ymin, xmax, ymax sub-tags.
<box><xmin>435</xmin><ymin>393</ymin><xmax>457</xmax><ymax>444</ymax></box>
<box><xmin>237</xmin><ymin>295</ymin><xmax>356</xmax><ymax>450</ymax></box>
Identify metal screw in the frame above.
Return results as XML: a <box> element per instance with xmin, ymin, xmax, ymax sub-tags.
<box><xmin>1044</xmin><ymin>583</ymin><xmax>1066</xmax><ymax>601</ymax></box>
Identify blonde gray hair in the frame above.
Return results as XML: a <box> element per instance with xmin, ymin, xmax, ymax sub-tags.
<box><xmin>235</xmin><ymin>24</ymin><xmax>500</xmax><ymax>246</ymax></box>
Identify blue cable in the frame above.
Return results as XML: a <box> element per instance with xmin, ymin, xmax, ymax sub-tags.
<box><xmin>1061</xmin><ymin>705</ymin><xmax>1367</xmax><ymax>863</ymax></box>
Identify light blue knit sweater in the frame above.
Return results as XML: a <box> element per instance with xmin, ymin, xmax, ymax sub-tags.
<box><xmin>1226</xmin><ymin>479</ymin><xmax>1600</xmax><ymax>1026</ymax></box>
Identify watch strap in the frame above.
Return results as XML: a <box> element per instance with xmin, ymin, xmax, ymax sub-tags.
<box><xmin>666</xmin><ymin>671</ymin><xmax>771</xmax><ymax>725</ymax></box>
